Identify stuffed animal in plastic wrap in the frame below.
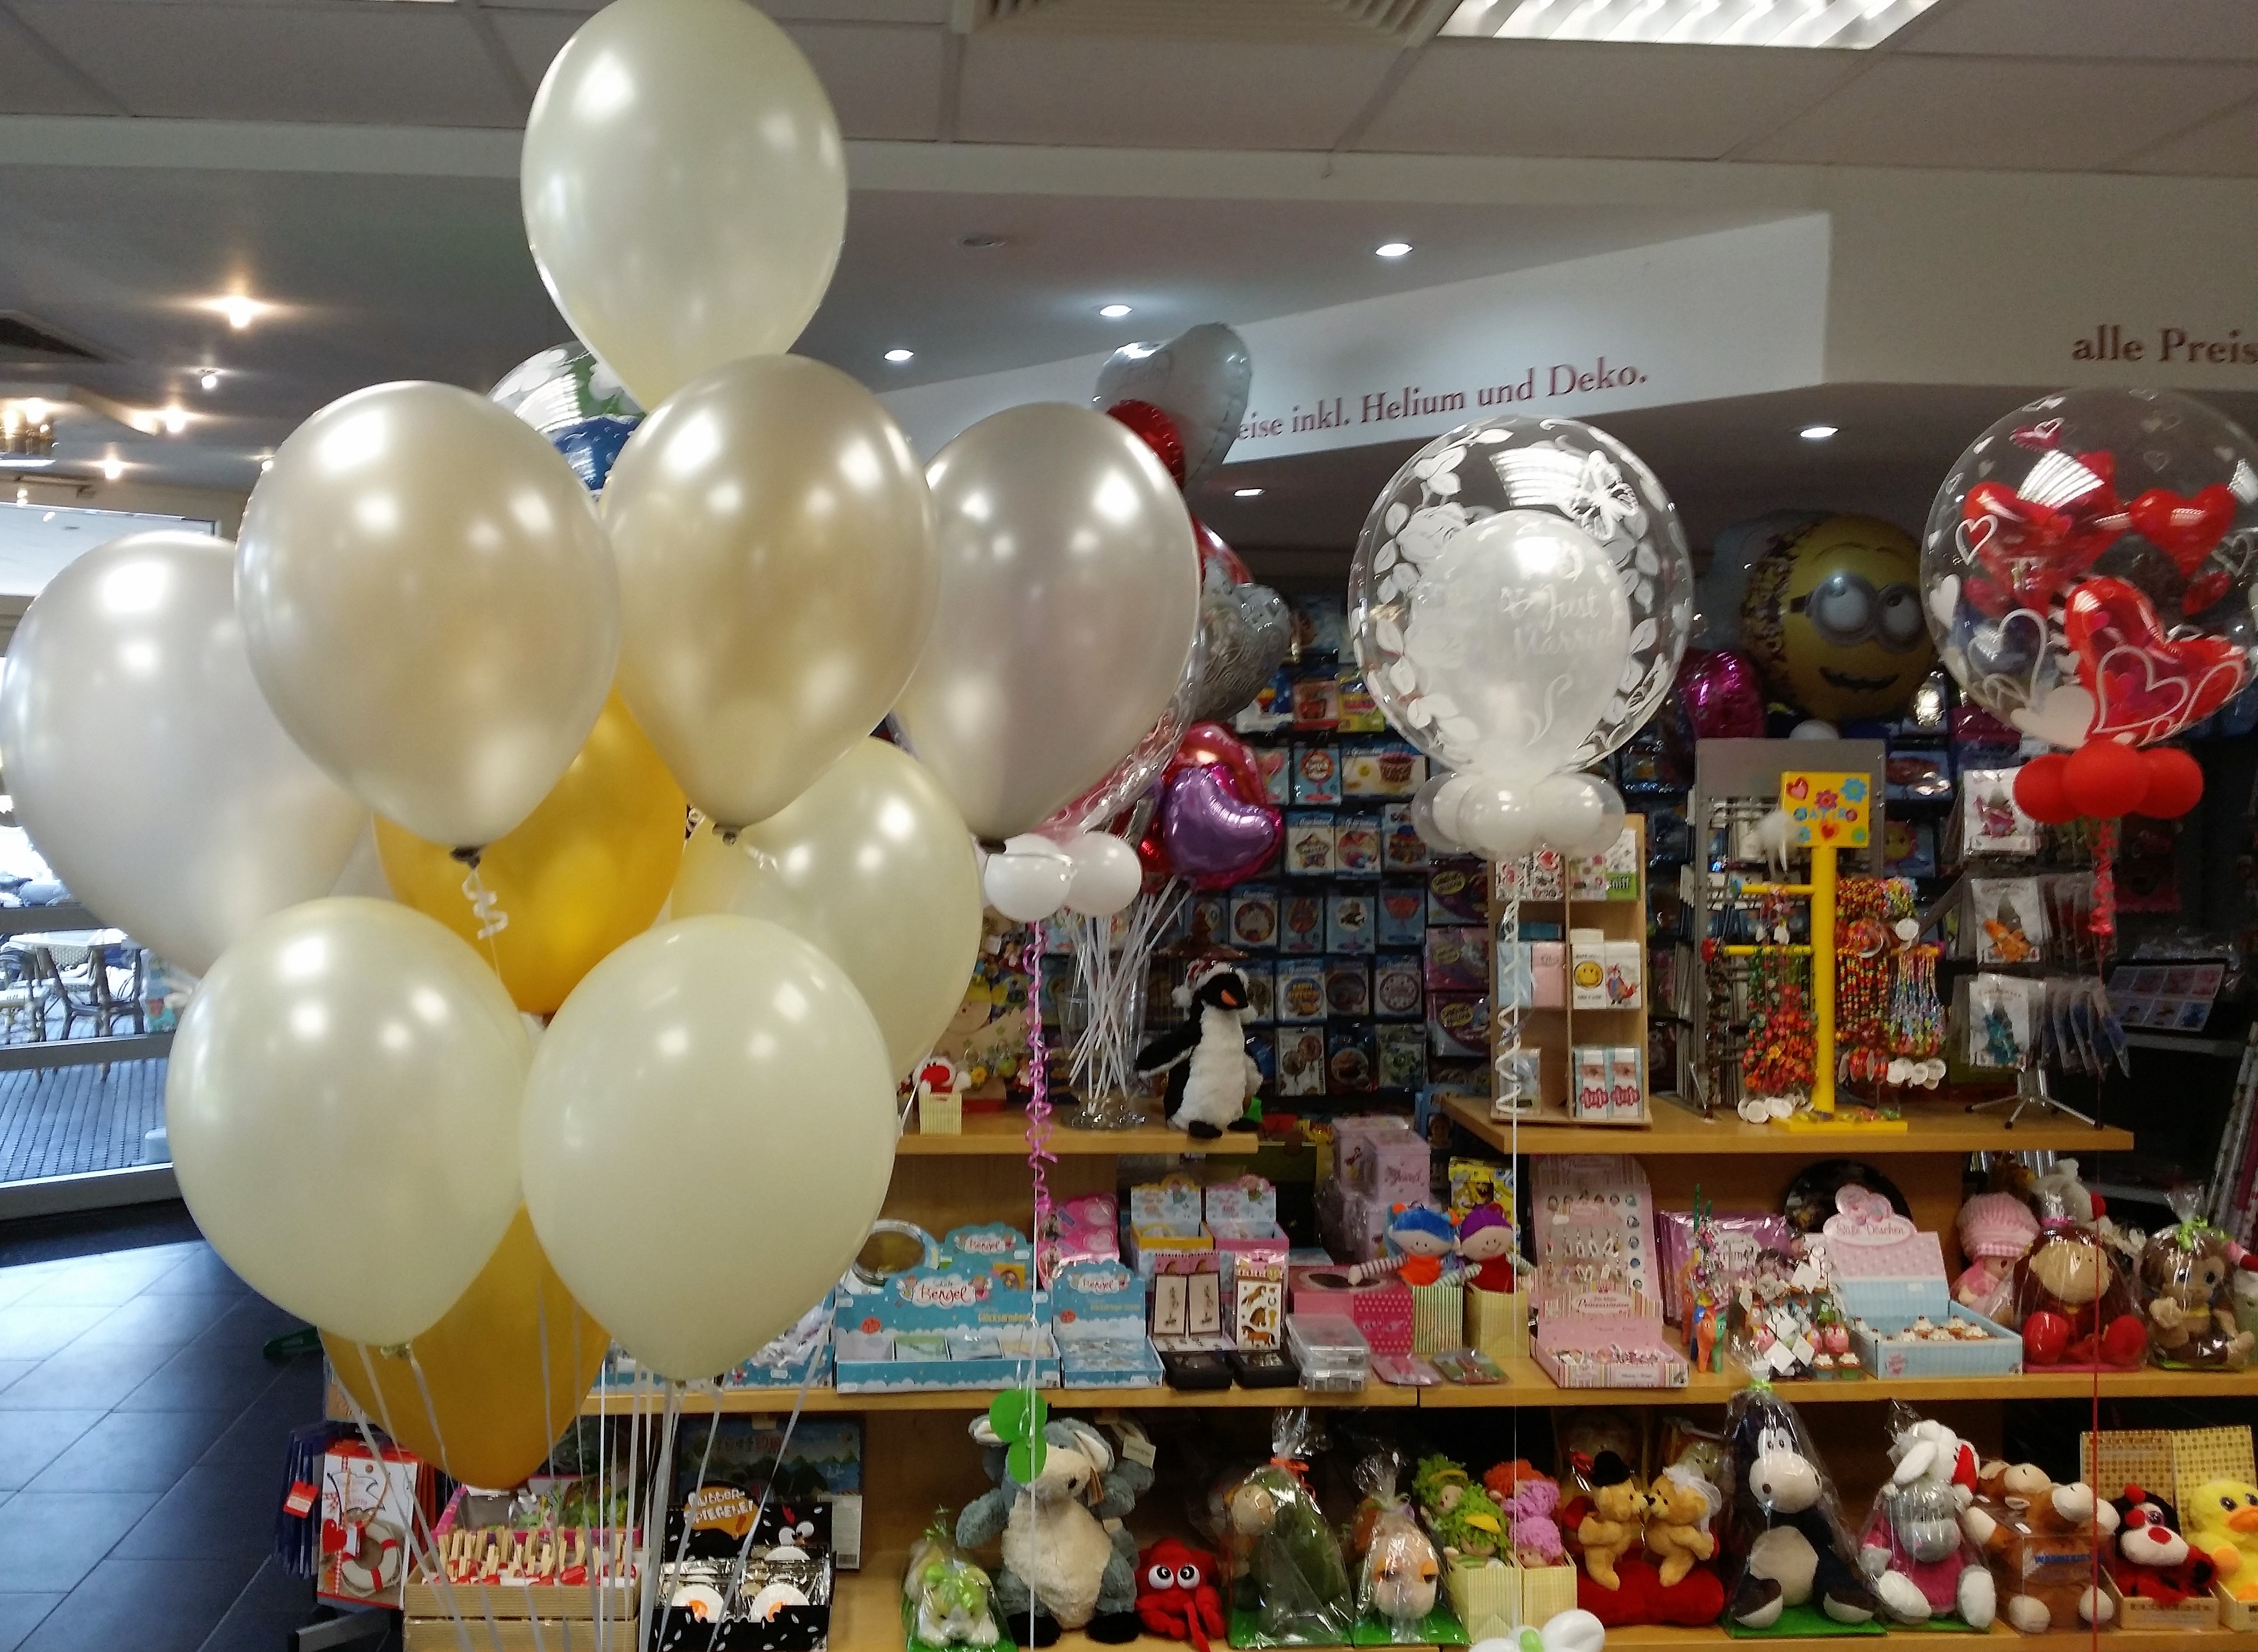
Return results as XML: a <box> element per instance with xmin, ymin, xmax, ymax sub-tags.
<box><xmin>2142</xmin><ymin>1193</ymin><xmax>2257</xmax><ymax>1370</ymax></box>
<box><xmin>1953</xmin><ymin>1193</ymin><xmax>2039</xmax><ymax>1325</ymax></box>
<box><xmin>1856</xmin><ymin>1410</ymin><xmax>1994</xmax><ymax>1627</ymax></box>
<box><xmin>2107</xmin><ymin>1487</ymin><xmax>2219</xmax><ymax>1608</ymax></box>
<box><xmin>1720</xmin><ymin>1385</ymin><xmax>1880</xmax><ymax>1629</ymax></box>
<box><xmin>1959</xmin><ymin>1460</ymin><xmax>2117</xmax><ymax>1633</ymax></box>
<box><xmin>1344</xmin><ymin>1451</ymin><xmax>1449</xmax><ymax>1642</ymax></box>
<box><xmin>905</xmin><ymin>1515</ymin><xmax>1006</xmax><ymax>1651</ymax></box>
<box><xmin>1137</xmin><ymin>1538</ymin><xmax>1224</xmax><ymax>1651</ymax></box>
<box><xmin>1216</xmin><ymin>1412</ymin><xmax>1355</xmax><ymax>1646</ymax></box>
<box><xmin>2013</xmin><ymin>1181</ymin><xmax>2148</xmax><ymax>1368</ymax></box>
<box><xmin>958</xmin><ymin>1415</ymin><xmax>1153</xmax><ymax>1645</ymax></box>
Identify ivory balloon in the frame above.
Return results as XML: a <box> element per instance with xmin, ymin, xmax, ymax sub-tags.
<box><xmin>893</xmin><ymin>404</ymin><xmax>1199</xmax><ymax>841</ymax></box>
<box><xmin>167</xmin><ymin>899</ymin><xmax>531</xmax><ymax>1346</ymax></box>
<box><xmin>1063</xmin><ymin>833</ymin><xmax>1141</xmax><ymax>917</ymax></box>
<box><xmin>0</xmin><ymin>532</ymin><xmax>366</xmax><ymax>975</ymax></box>
<box><xmin>670</xmin><ymin>740</ymin><xmax>979</xmax><ymax>1077</ymax></box>
<box><xmin>521</xmin><ymin>0</ymin><xmax>846</xmax><ymax>409</ymax></box>
<box><xmin>522</xmin><ymin>916</ymin><xmax>896</xmax><ymax>1381</ymax></box>
<box><xmin>236</xmin><ymin>381</ymin><xmax>620</xmax><ymax>850</ymax></box>
<box><xmin>603</xmin><ymin>356</ymin><xmax>937</xmax><ymax>829</ymax></box>
<box><xmin>325</xmin><ymin>1208</ymin><xmax>607</xmax><ymax>1490</ymax></box>
<box><xmin>377</xmin><ymin>692</ymin><xmax>685</xmax><ymax>1014</ymax></box>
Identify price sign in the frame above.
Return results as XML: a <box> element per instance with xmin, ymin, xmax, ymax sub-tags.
<box><xmin>1781</xmin><ymin>770</ymin><xmax>1870</xmax><ymax>848</ymax></box>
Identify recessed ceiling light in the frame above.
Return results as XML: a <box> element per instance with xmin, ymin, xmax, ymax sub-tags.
<box><xmin>40</xmin><ymin>511</ymin><xmax>52</xmax><ymax>522</ymax></box>
<box><xmin>883</xmin><ymin>348</ymin><xmax>914</xmax><ymax>364</ymax></box>
<box><xmin>161</xmin><ymin>406</ymin><xmax>188</xmax><ymax>434</ymax></box>
<box><xmin>1440</xmin><ymin>0</ymin><xmax>1935</xmax><ymax>47</ymax></box>
<box><xmin>203</xmin><ymin>295</ymin><xmax>269</xmax><ymax>331</ymax></box>
<box><xmin>199</xmin><ymin>370</ymin><xmax>220</xmax><ymax>391</ymax></box>
<box><xmin>101</xmin><ymin>456</ymin><xmax>123</xmax><ymax>481</ymax></box>
<box><xmin>956</xmin><ymin>233</ymin><xmax>1008</xmax><ymax>251</ymax></box>
<box><xmin>1234</xmin><ymin>487</ymin><xmax>1264</xmax><ymax>498</ymax></box>
<box><xmin>260</xmin><ymin>458</ymin><xmax>274</xmax><ymax>472</ymax></box>
<box><xmin>1375</xmin><ymin>242</ymin><xmax>1413</xmax><ymax>259</ymax></box>
<box><xmin>1098</xmin><ymin>304</ymin><xmax>1132</xmax><ymax>319</ymax></box>
<box><xmin>1800</xmin><ymin>425</ymin><xmax>1838</xmax><ymax>441</ymax></box>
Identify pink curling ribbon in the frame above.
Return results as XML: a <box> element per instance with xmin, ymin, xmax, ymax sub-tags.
<box><xmin>1022</xmin><ymin>927</ymin><xmax>1057</xmax><ymax>1238</ymax></box>
<box><xmin>2091</xmin><ymin>818</ymin><xmax>2118</xmax><ymax>940</ymax></box>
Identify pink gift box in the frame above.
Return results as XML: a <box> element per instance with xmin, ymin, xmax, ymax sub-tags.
<box><xmin>1291</xmin><ymin>1269</ymin><xmax>1413</xmax><ymax>1356</ymax></box>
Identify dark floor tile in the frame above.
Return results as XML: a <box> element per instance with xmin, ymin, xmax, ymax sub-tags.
<box><xmin>0</xmin><ymin>1303</ymin><xmax>107</xmax><ymax>1362</ymax></box>
<box><xmin>63</xmin><ymin>1289</ymin><xmax>237</xmax><ymax>1350</ymax></box>
<box><xmin>0</xmin><ymin>1594</ymin><xmax>61</xmax><ymax>1652</ymax></box>
<box><xmin>199</xmin><ymin>1363</ymin><xmax>320</xmax><ymax>1469</ymax></box>
<box><xmin>139</xmin><ymin>1246</ymin><xmax>252</xmax><ymax>1299</ymax></box>
<box><xmin>20</xmin><ymin>1555</ymin><xmax>257</xmax><ymax>1652</ymax></box>
<box><xmin>11</xmin><ymin>1249</ymin><xmax>189</xmax><ymax>1307</ymax></box>
<box><xmin>0</xmin><ymin>1339</ymin><xmax>179</xmax><ymax>1412</ymax></box>
<box><xmin>116</xmin><ymin>1303</ymin><xmax>302</xmax><ymax>1413</ymax></box>
<box><xmin>194</xmin><ymin>1557</ymin><xmax>318</xmax><ymax>1652</ymax></box>
<box><xmin>26</xmin><ymin>1409</ymin><xmax>237</xmax><ymax>1493</ymax></box>
<box><xmin>0</xmin><ymin>1490</ymin><xmax>158</xmax><ymax>1590</ymax></box>
<box><xmin>113</xmin><ymin>1464</ymin><xmax>281</xmax><ymax>1561</ymax></box>
<box><xmin>0</xmin><ymin>1411</ymin><xmax>104</xmax><ymax>1491</ymax></box>
<box><xmin>0</xmin><ymin>1200</ymin><xmax>199</xmax><ymax>1269</ymax></box>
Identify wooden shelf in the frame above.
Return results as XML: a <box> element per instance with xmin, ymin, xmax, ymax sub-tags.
<box><xmin>580</xmin><ymin>1377</ymin><xmax>1415</xmax><ymax>1415</ymax></box>
<box><xmin>896</xmin><ymin>1110</ymin><xmax>1261</xmax><ymax>1156</ymax></box>
<box><xmin>1443</xmin><ymin>1094</ymin><xmax>2135</xmax><ymax>1156</ymax></box>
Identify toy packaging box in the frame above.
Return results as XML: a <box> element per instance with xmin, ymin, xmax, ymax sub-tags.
<box><xmin>1126</xmin><ymin>1177</ymin><xmax>1212</xmax><ymax>1275</ymax></box>
<box><xmin>319</xmin><ymin>1439</ymin><xmax>423</xmax><ymax>1609</ymax></box>
<box><xmin>1824</xmin><ymin>1188</ymin><xmax>2021</xmax><ymax>1377</ymax></box>
<box><xmin>833</xmin><ymin>1260</ymin><xmax>1058</xmax><ymax>1393</ymax></box>
<box><xmin>653</xmin><ymin>1494</ymin><xmax>834</xmax><ymax>1650</ymax></box>
<box><xmin>411</xmin><ymin>1481</ymin><xmax>639</xmax><ymax>1622</ymax></box>
<box><xmin>670</xmin><ymin>1416</ymin><xmax>865</xmax><ymax>1570</ymax></box>
<box><xmin>1530</xmin><ymin>1154</ymin><xmax>1687</xmax><ymax>1388</ymax></box>
<box><xmin>1051</xmin><ymin>1260</ymin><xmax>1163</xmax><ymax>1387</ymax></box>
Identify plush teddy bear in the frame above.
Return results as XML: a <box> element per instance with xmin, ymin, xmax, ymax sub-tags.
<box><xmin>1644</xmin><ymin>1468</ymin><xmax>1718</xmax><ymax>1589</ymax></box>
<box><xmin>1576</xmin><ymin>1452</ymin><xmax>1648</xmax><ymax>1591</ymax></box>
<box><xmin>1722</xmin><ymin>1388</ymin><xmax>1879</xmax><ymax>1629</ymax></box>
<box><xmin>958</xmin><ymin>1416</ymin><xmax>1154</xmax><ymax>1645</ymax></box>
<box><xmin>1960</xmin><ymin>1460</ymin><xmax>2117</xmax><ymax>1634</ymax></box>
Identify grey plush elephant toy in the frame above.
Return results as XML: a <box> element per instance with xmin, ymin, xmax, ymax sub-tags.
<box><xmin>956</xmin><ymin>1416</ymin><xmax>1154</xmax><ymax>1647</ymax></box>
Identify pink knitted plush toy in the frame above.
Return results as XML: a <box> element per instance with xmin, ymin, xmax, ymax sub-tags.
<box><xmin>1954</xmin><ymin>1194</ymin><xmax>2039</xmax><ymax>1325</ymax></box>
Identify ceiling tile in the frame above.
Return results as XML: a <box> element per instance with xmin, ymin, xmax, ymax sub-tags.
<box><xmin>0</xmin><ymin>15</ymin><xmax>118</xmax><ymax>115</ymax></box>
<box><xmin>956</xmin><ymin>33</ymin><xmax>1397</xmax><ymax>149</ymax></box>
<box><xmin>2121</xmin><ymin>98</ymin><xmax>2258</xmax><ymax>174</ymax></box>
<box><xmin>13</xmin><ymin>3</ymin><xmax>528</xmax><ymax>125</ymax></box>
<box><xmin>478</xmin><ymin>0</ymin><xmax>949</xmax><ymax>16</ymax></box>
<box><xmin>1898</xmin><ymin>0</ymin><xmax>2258</xmax><ymax>61</ymax></box>
<box><xmin>489</xmin><ymin>9</ymin><xmax>583</xmax><ymax>86</ymax></box>
<box><xmin>1740</xmin><ymin>54</ymin><xmax>2258</xmax><ymax>168</ymax></box>
<box><xmin>784</xmin><ymin>22</ymin><xmax>947</xmax><ymax>141</ymax></box>
<box><xmin>1357</xmin><ymin>40</ymin><xmax>1862</xmax><ymax>159</ymax></box>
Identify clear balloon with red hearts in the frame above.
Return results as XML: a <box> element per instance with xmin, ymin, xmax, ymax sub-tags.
<box><xmin>1922</xmin><ymin>387</ymin><xmax>2258</xmax><ymax>769</ymax></box>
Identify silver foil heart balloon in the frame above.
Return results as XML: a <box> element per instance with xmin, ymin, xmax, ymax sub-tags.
<box><xmin>1094</xmin><ymin>323</ymin><xmax>1252</xmax><ymax>491</ymax></box>
<box><xmin>1190</xmin><ymin>582</ymin><xmax>1292</xmax><ymax>723</ymax></box>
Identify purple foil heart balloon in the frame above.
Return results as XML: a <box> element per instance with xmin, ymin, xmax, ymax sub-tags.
<box><xmin>1160</xmin><ymin>763</ymin><xmax>1282</xmax><ymax>887</ymax></box>
<box><xmin>1680</xmin><ymin>647</ymin><xmax>1767</xmax><ymax>741</ymax></box>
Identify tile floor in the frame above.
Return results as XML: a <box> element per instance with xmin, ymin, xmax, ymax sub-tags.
<box><xmin>0</xmin><ymin>1216</ymin><xmax>324</xmax><ymax>1651</ymax></box>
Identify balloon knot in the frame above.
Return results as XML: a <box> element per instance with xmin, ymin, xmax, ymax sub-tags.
<box><xmin>719</xmin><ymin>827</ymin><xmax>740</xmax><ymax>846</ymax></box>
<box><xmin>976</xmin><ymin>837</ymin><xmax>1009</xmax><ymax>856</ymax></box>
<box><xmin>450</xmin><ymin>846</ymin><xmax>482</xmax><ymax>868</ymax></box>
<box><xmin>377</xmin><ymin>1342</ymin><xmax>412</xmax><ymax>1360</ymax></box>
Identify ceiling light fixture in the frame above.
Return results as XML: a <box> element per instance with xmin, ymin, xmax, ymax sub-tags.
<box><xmin>1439</xmin><ymin>0</ymin><xmax>1935</xmax><ymax>46</ymax></box>
<box><xmin>1234</xmin><ymin>487</ymin><xmax>1264</xmax><ymax>498</ymax></box>
<box><xmin>203</xmin><ymin>294</ymin><xmax>270</xmax><ymax>331</ymax></box>
<box><xmin>956</xmin><ymin>233</ymin><xmax>1008</xmax><ymax>250</ymax></box>
<box><xmin>162</xmin><ymin>406</ymin><xmax>189</xmax><ymax>434</ymax></box>
<box><xmin>260</xmin><ymin>458</ymin><xmax>274</xmax><ymax>472</ymax></box>
<box><xmin>883</xmin><ymin>348</ymin><xmax>914</xmax><ymax>364</ymax></box>
<box><xmin>199</xmin><ymin>370</ymin><xmax>220</xmax><ymax>391</ymax></box>
<box><xmin>1800</xmin><ymin>424</ymin><xmax>1838</xmax><ymax>441</ymax></box>
<box><xmin>1375</xmin><ymin>242</ymin><xmax>1413</xmax><ymax>259</ymax></box>
<box><xmin>1098</xmin><ymin>304</ymin><xmax>1132</xmax><ymax>319</ymax></box>
<box><xmin>101</xmin><ymin>456</ymin><xmax>123</xmax><ymax>481</ymax></box>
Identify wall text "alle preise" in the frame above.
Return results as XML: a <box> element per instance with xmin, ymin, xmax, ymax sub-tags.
<box><xmin>2072</xmin><ymin>324</ymin><xmax>2257</xmax><ymax>365</ymax></box>
<box><xmin>1237</xmin><ymin>357</ymin><xmax>1648</xmax><ymax>441</ymax></box>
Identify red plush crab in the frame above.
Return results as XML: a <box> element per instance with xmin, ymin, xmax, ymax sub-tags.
<box><xmin>1138</xmin><ymin>1538</ymin><xmax>1224</xmax><ymax>1652</ymax></box>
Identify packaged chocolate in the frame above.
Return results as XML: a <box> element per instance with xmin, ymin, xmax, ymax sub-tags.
<box><xmin>1285</xmin><ymin>813</ymin><xmax>1336</xmax><ymax>878</ymax></box>
<box><xmin>1373</xmin><ymin>954</ymin><xmax>1425</xmax><ymax>1020</ymax></box>
<box><xmin>1376</xmin><ymin>883</ymin><xmax>1428</xmax><ymax>947</ymax></box>
<box><xmin>1229</xmin><ymin>886</ymin><xmax>1280</xmax><ymax>951</ymax></box>
<box><xmin>1428</xmin><ymin>992</ymin><xmax>1489</xmax><ymax>1060</ymax></box>
<box><xmin>1276</xmin><ymin>1028</ymin><xmax>1328</xmax><ymax>1096</ymax></box>
<box><xmin>1424</xmin><ymin>925</ymin><xmax>1491</xmax><ymax>992</ymax></box>
<box><xmin>1279</xmin><ymin>892</ymin><xmax>1327</xmax><ymax>954</ymax></box>
<box><xmin>1294</xmin><ymin>744</ymin><xmax>1343</xmax><ymax>805</ymax></box>
<box><xmin>1328</xmin><ymin>892</ymin><xmax>1376</xmax><ymax>954</ymax></box>
<box><xmin>1276</xmin><ymin>960</ymin><xmax>1328</xmax><ymax>1024</ymax></box>
<box><xmin>1325</xmin><ymin>958</ymin><xmax>1372</xmax><ymax>1018</ymax></box>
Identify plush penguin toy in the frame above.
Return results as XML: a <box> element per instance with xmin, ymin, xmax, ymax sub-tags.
<box><xmin>1135</xmin><ymin>957</ymin><xmax>1262</xmax><ymax>1140</ymax></box>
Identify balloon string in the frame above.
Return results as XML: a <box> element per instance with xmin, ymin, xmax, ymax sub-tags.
<box><xmin>1023</xmin><ymin>922</ymin><xmax>1053</xmax><ymax>1424</ymax></box>
<box><xmin>2091</xmin><ymin>818</ymin><xmax>2118</xmax><ymax>940</ymax></box>
<box><xmin>714</xmin><ymin>1300</ymin><xmax>838</xmax><ymax>1650</ymax></box>
<box><xmin>635</xmin><ymin>1382</ymin><xmax>682</xmax><ymax>1652</ymax></box>
<box><xmin>461</xmin><ymin>862</ymin><xmax>510</xmax><ymax>944</ymax></box>
<box><xmin>347</xmin><ymin>1347</ymin><xmax>476</xmax><ymax>1652</ymax></box>
<box><xmin>407</xmin><ymin>1346</ymin><xmax>531</xmax><ymax>1652</ymax></box>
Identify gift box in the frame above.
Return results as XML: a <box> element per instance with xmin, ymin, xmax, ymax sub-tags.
<box><xmin>1464</xmin><ymin>1283</ymin><xmax>1529</xmax><ymax>1363</ymax></box>
<box><xmin>1293</xmin><ymin>1269</ymin><xmax>1413</xmax><ymax>1356</ymax></box>
<box><xmin>1446</xmin><ymin>1558</ymin><xmax>1519</xmax><ymax>1642</ymax></box>
<box><xmin>1826</xmin><ymin>1191</ymin><xmax>2022</xmax><ymax>1375</ymax></box>
<box><xmin>1052</xmin><ymin>1261</ymin><xmax>1162</xmax><ymax>1387</ymax></box>
<box><xmin>1332</xmin><ymin>1115</ymin><xmax>1431</xmax><ymax>1206</ymax></box>
<box><xmin>1411</xmin><ymin>1275</ymin><xmax>1466</xmax><ymax>1356</ymax></box>
<box><xmin>1125</xmin><ymin>1177</ymin><xmax>1210</xmax><ymax>1275</ymax></box>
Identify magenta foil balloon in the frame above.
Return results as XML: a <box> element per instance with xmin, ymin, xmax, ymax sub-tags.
<box><xmin>1160</xmin><ymin>762</ymin><xmax>1280</xmax><ymax>889</ymax></box>
<box><xmin>1680</xmin><ymin>647</ymin><xmax>1767</xmax><ymax>740</ymax></box>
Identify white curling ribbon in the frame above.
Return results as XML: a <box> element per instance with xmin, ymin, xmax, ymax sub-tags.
<box><xmin>460</xmin><ymin>865</ymin><xmax>510</xmax><ymax>942</ymax></box>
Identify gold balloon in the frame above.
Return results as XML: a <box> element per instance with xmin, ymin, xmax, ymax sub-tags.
<box><xmin>325</xmin><ymin>1208</ymin><xmax>607</xmax><ymax>1490</ymax></box>
<box><xmin>673</xmin><ymin>739</ymin><xmax>981</xmax><ymax>1078</ymax></box>
<box><xmin>377</xmin><ymin>692</ymin><xmax>685</xmax><ymax>1014</ymax></box>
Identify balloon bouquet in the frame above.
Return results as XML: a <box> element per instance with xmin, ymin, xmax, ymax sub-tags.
<box><xmin>1923</xmin><ymin>388</ymin><xmax>2258</xmax><ymax>934</ymax></box>
<box><xmin>0</xmin><ymin>0</ymin><xmax>1201</xmax><ymax>1632</ymax></box>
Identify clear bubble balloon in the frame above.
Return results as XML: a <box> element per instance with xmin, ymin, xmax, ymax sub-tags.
<box><xmin>1923</xmin><ymin>388</ymin><xmax>2258</xmax><ymax>752</ymax></box>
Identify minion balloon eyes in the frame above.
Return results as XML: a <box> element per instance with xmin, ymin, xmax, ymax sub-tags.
<box><xmin>1740</xmin><ymin>514</ymin><xmax>1937</xmax><ymax>723</ymax></box>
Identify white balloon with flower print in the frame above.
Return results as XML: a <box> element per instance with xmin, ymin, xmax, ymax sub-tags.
<box><xmin>1350</xmin><ymin>415</ymin><xmax>1691</xmax><ymax>857</ymax></box>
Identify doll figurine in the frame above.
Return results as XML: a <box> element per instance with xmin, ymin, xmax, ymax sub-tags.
<box><xmin>1386</xmin><ymin>1205</ymin><xmax>1459</xmax><ymax>1287</ymax></box>
<box><xmin>1456</xmin><ymin>1202</ymin><xmax>1520</xmax><ymax>1292</ymax></box>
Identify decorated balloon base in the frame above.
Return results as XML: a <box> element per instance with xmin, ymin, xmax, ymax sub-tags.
<box><xmin>1063</xmin><ymin>1088</ymin><xmax>1155</xmax><ymax>1133</ymax></box>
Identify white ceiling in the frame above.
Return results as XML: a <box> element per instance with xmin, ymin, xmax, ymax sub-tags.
<box><xmin>0</xmin><ymin>0</ymin><xmax>2249</xmax><ymax>503</ymax></box>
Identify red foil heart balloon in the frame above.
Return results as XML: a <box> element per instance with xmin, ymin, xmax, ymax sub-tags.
<box><xmin>2065</xmin><ymin>575</ymin><xmax>2249</xmax><ymax>747</ymax></box>
<box><xmin>1105</xmin><ymin>399</ymin><xmax>1185</xmax><ymax>487</ymax></box>
<box><xmin>2127</xmin><ymin>484</ymin><xmax>2236</xmax><ymax>576</ymax></box>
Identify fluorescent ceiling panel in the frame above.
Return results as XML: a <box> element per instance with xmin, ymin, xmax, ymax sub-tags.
<box><xmin>1441</xmin><ymin>0</ymin><xmax>1937</xmax><ymax>48</ymax></box>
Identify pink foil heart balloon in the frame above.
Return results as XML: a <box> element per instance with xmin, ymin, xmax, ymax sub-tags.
<box><xmin>1679</xmin><ymin>647</ymin><xmax>1767</xmax><ymax>740</ymax></box>
<box><xmin>1160</xmin><ymin>762</ymin><xmax>1281</xmax><ymax>889</ymax></box>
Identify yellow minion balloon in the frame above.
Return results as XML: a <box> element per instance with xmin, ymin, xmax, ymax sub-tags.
<box><xmin>1739</xmin><ymin>514</ymin><xmax>1933</xmax><ymax>722</ymax></box>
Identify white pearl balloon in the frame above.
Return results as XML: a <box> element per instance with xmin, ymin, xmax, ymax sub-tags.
<box><xmin>983</xmin><ymin>836</ymin><xmax>1075</xmax><ymax>923</ymax></box>
<box><xmin>1062</xmin><ymin>833</ymin><xmax>1142</xmax><ymax>917</ymax></box>
<box><xmin>1530</xmin><ymin>772</ymin><xmax>1605</xmax><ymax>854</ymax></box>
<box><xmin>1457</xmin><ymin>780</ymin><xmax>1538</xmax><ymax>861</ymax></box>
